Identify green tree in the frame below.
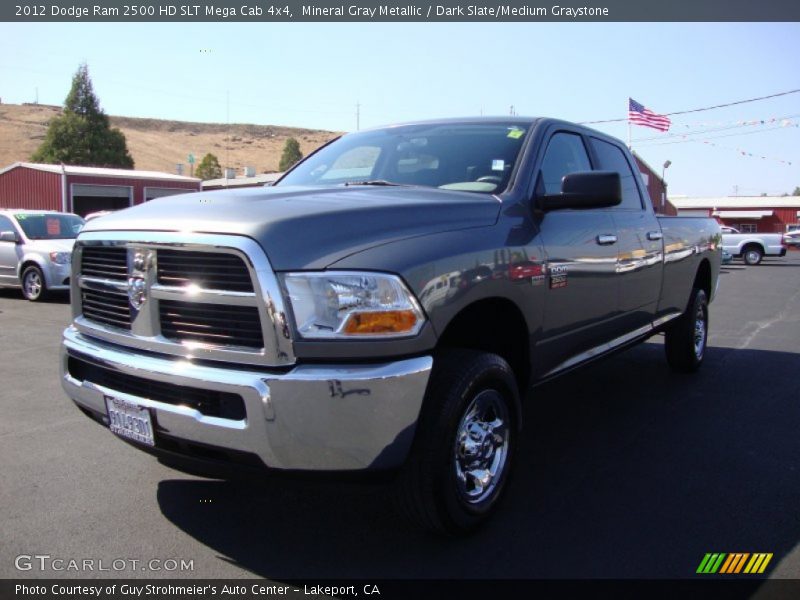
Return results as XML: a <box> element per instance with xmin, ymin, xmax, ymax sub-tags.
<box><xmin>279</xmin><ymin>137</ymin><xmax>303</xmax><ymax>171</ymax></box>
<box><xmin>32</xmin><ymin>63</ymin><xmax>134</xmax><ymax>168</ymax></box>
<box><xmin>793</xmin><ymin>186</ymin><xmax>800</xmax><ymax>196</ymax></box>
<box><xmin>195</xmin><ymin>153</ymin><xmax>223</xmax><ymax>180</ymax></box>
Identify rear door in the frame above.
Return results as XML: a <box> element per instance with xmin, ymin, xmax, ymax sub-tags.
<box><xmin>588</xmin><ymin>137</ymin><xmax>663</xmax><ymax>332</ymax></box>
<box><xmin>533</xmin><ymin>130</ymin><xmax>620</xmax><ymax>371</ymax></box>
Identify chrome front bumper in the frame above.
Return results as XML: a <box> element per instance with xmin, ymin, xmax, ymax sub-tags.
<box><xmin>61</xmin><ymin>326</ymin><xmax>432</xmax><ymax>471</ymax></box>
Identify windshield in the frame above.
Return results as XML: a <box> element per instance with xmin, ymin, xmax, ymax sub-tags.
<box><xmin>14</xmin><ymin>213</ymin><xmax>85</xmax><ymax>240</ymax></box>
<box><xmin>278</xmin><ymin>122</ymin><xmax>529</xmax><ymax>194</ymax></box>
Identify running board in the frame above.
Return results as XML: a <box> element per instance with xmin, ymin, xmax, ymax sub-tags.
<box><xmin>541</xmin><ymin>312</ymin><xmax>683</xmax><ymax>380</ymax></box>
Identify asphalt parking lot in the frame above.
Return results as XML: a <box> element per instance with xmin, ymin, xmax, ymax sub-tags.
<box><xmin>2</xmin><ymin>253</ymin><xmax>799</xmax><ymax>581</ymax></box>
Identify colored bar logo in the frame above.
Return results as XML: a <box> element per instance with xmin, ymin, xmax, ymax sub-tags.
<box><xmin>696</xmin><ymin>553</ymin><xmax>773</xmax><ymax>574</ymax></box>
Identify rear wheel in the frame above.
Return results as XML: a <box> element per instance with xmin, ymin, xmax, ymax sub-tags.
<box><xmin>743</xmin><ymin>245</ymin><xmax>763</xmax><ymax>265</ymax></box>
<box><xmin>665</xmin><ymin>288</ymin><xmax>708</xmax><ymax>373</ymax></box>
<box><xmin>21</xmin><ymin>265</ymin><xmax>47</xmax><ymax>302</ymax></box>
<box><xmin>395</xmin><ymin>349</ymin><xmax>519</xmax><ymax>535</ymax></box>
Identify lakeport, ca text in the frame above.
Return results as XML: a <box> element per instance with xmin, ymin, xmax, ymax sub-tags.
<box><xmin>15</xmin><ymin>584</ymin><xmax>380</xmax><ymax>597</ymax></box>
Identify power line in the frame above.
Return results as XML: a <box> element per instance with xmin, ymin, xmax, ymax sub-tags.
<box><xmin>580</xmin><ymin>88</ymin><xmax>800</xmax><ymax>125</ymax></box>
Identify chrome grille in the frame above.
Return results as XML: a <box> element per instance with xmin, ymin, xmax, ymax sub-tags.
<box><xmin>160</xmin><ymin>300</ymin><xmax>264</xmax><ymax>349</ymax></box>
<box><xmin>73</xmin><ymin>232</ymin><xmax>294</xmax><ymax>367</ymax></box>
<box><xmin>156</xmin><ymin>249</ymin><xmax>253</xmax><ymax>292</ymax></box>
<box><xmin>80</xmin><ymin>246</ymin><xmax>127</xmax><ymax>280</ymax></box>
<box><xmin>81</xmin><ymin>289</ymin><xmax>131</xmax><ymax>330</ymax></box>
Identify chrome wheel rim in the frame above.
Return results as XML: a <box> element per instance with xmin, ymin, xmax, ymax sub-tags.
<box><xmin>24</xmin><ymin>270</ymin><xmax>42</xmax><ymax>299</ymax></box>
<box><xmin>453</xmin><ymin>389</ymin><xmax>510</xmax><ymax>505</ymax></box>
<box><xmin>694</xmin><ymin>304</ymin><xmax>706</xmax><ymax>359</ymax></box>
<box><xmin>746</xmin><ymin>250</ymin><xmax>759</xmax><ymax>264</ymax></box>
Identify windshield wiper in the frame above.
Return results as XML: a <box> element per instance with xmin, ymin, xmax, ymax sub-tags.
<box><xmin>343</xmin><ymin>180</ymin><xmax>405</xmax><ymax>187</ymax></box>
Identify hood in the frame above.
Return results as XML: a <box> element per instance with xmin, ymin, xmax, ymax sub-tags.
<box><xmin>24</xmin><ymin>238</ymin><xmax>76</xmax><ymax>253</ymax></box>
<box><xmin>81</xmin><ymin>185</ymin><xmax>501</xmax><ymax>270</ymax></box>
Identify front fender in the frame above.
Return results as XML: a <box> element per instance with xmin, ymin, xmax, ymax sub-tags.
<box><xmin>17</xmin><ymin>252</ymin><xmax>48</xmax><ymax>280</ymax></box>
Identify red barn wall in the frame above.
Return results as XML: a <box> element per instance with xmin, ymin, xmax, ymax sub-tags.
<box><xmin>0</xmin><ymin>166</ymin><xmax>62</xmax><ymax>211</ymax></box>
<box><xmin>632</xmin><ymin>156</ymin><xmax>677</xmax><ymax>215</ymax></box>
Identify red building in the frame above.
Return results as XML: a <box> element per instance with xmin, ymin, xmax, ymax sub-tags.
<box><xmin>670</xmin><ymin>197</ymin><xmax>800</xmax><ymax>234</ymax></box>
<box><xmin>0</xmin><ymin>162</ymin><xmax>201</xmax><ymax>217</ymax></box>
<box><xmin>633</xmin><ymin>152</ymin><xmax>677</xmax><ymax>216</ymax></box>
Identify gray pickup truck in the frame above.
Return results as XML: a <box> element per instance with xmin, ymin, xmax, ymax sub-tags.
<box><xmin>61</xmin><ymin>118</ymin><xmax>720</xmax><ymax>533</ymax></box>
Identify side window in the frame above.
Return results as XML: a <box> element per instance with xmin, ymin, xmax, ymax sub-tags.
<box><xmin>396</xmin><ymin>153</ymin><xmax>439</xmax><ymax>174</ymax></box>
<box><xmin>317</xmin><ymin>145</ymin><xmax>381</xmax><ymax>181</ymax></box>
<box><xmin>0</xmin><ymin>215</ymin><xmax>16</xmax><ymax>234</ymax></box>
<box><xmin>589</xmin><ymin>137</ymin><xmax>644</xmax><ymax>210</ymax></box>
<box><xmin>539</xmin><ymin>132</ymin><xmax>592</xmax><ymax>195</ymax></box>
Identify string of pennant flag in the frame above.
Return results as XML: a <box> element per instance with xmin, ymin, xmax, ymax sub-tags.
<box><xmin>627</xmin><ymin>98</ymin><xmax>797</xmax><ymax>166</ymax></box>
<box><xmin>633</xmin><ymin>113</ymin><xmax>800</xmax><ymax>142</ymax></box>
<box><xmin>639</xmin><ymin>131</ymin><xmax>795</xmax><ymax>165</ymax></box>
<box><xmin>698</xmin><ymin>138</ymin><xmax>793</xmax><ymax>165</ymax></box>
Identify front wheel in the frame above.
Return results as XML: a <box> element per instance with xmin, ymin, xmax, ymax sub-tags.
<box><xmin>22</xmin><ymin>265</ymin><xmax>48</xmax><ymax>302</ymax></box>
<box><xmin>664</xmin><ymin>288</ymin><xmax>708</xmax><ymax>373</ymax></box>
<box><xmin>395</xmin><ymin>349</ymin><xmax>520</xmax><ymax>535</ymax></box>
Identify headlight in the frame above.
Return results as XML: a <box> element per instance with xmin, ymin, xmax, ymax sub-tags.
<box><xmin>281</xmin><ymin>272</ymin><xmax>425</xmax><ymax>339</ymax></box>
<box><xmin>49</xmin><ymin>251</ymin><xmax>71</xmax><ymax>265</ymax></box>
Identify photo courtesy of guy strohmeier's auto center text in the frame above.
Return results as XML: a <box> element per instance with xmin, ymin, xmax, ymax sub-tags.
<box><xmin>2</xmin><ymin>1</ymin><xmax>800</xmax><ymax>598</ymax></box>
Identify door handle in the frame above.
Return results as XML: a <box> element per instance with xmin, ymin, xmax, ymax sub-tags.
<box><xmin>647</xmin><ymin>231</ymin><xmax>664</xmax><ymax>241</ymax></box>
<box><xmin>596</xmin><ymin>234</ymin><xmax>617</xmax><ymax>245</ymax></box>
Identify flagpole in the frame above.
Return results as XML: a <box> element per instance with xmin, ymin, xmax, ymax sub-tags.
<box><xmin>627</xmin><ymin>98</ymin><xmax>632</xmax><ymax>149</ymax></box>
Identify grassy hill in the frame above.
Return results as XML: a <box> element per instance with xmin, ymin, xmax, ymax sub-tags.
<box><xmin>0</xmin><ymin>103</ymin><xmax>339</xmax><ymax>176</ymax></box>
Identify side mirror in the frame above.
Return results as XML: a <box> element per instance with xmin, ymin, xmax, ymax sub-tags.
<box><xmin>0</xmin><ymin>230</ymin><xmax>19</xmax><ymax>243</ymax></box>
<box><xmin>539</xmin><ymin>171</ymin><xmax>622</xmax><ymax>211</ymax></box>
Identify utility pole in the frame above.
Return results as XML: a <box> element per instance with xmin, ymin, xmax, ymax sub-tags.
<box><xmin>509</xmin><ymin>105</ymin><xmax>515</xmax><ymax>116</ymax></box>
<box><xmin>356</xmin><ymin>101</ymin><xmax>360</xmax><ymax>131</ymax></box>
<box><xmin>226</xmin><ymin>90</ymin><xmax>230</xmax><ymax>180</ymax></box>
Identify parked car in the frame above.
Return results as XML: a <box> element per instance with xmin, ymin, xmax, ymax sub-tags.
<box><xmin>84</xmin><ymin>210</ymin><xmax>114</xmax><ymax>222</ymax></box>
<box><xmin>719</xmin><ymin>226</ymin><xmax>787</xmax><ymax>265</ymax></box>
<box><xmin>61</xmin><ymin>117</ymin><xmax>720</xmax><ymax>533</ymax></box>
<box><xmin>721</xmin><ymin>248</ymin><xmax>733</xmax><ymax>264</ymax></box>
<box><xmin>0</xmin><ymin>210</ymin><xmax>84</xmax><ymax>301</ymax></box>
<box><xmin>784</xmin><ymin>230</ymin><xmax>800</xmax><ymax>248</ymax></box>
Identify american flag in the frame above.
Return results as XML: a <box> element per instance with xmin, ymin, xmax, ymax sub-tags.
<box><xmin>628</xmin><ymin>98</ymin><xmax>671</xmax><ymax>132</ymax></box>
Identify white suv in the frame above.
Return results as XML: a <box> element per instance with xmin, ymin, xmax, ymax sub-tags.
<box><xmin>0</xmin><ymin>210</ymin><xmax>85</xmax><ymax>301</ymax></box>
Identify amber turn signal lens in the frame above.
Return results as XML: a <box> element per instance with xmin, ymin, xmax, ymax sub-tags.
<box><xmin>342</xmin><ymin>310</ymin><xmax>419</xmax><ymax>335</ymax></box>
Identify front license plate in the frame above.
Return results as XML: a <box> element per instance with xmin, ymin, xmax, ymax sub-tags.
<box><xmin>105</xmin><ymin>395</ymin><xmax>155</xmax><ymax>447</ymax></box>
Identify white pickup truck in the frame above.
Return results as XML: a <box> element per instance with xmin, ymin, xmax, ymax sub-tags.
<box><xmin>719</xmin><ymin>226</ymin><xmax>787</xmax><ymax>265</ymax></box>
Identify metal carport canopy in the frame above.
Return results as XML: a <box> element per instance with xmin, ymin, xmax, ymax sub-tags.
<box><xmin>713</xmin><ymin>210</ymin><xmax>774</xmax><ymax>219</ymax></box>
<box><xmin>71</xmin><ymin>184</ymin><xmax>131</xmax><ymax>197</ymax></box>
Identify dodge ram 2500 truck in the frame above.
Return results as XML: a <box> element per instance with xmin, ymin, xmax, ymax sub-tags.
<box><xmin>61</xmin><ymin>118</ymin><xmax>721</xmax><ymax>533</ymax></box>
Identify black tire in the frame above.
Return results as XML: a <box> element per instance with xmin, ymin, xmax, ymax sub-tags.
<box><xmin>395</xmin><ymin>349</ymin><xmax>520</xmax><ymax>535</ymax></box>
<box><xmin>665</xmin><ymin>288</ymin><xmax>708</xmax><ymax>373</ymax></box>
<box><xmin>743</xmin><ymin>245</ymin><xmax>763</xmax><ymax>265</ymax></box>
<box><xmin>21</xmin><ymin>265</ymin><xmax>48</xmax><ymax>302</ymax></box>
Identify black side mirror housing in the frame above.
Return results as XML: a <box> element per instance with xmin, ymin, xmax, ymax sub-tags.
<box><xmin>539</xmin><ymin>171</ymin><xmax>622</xmax><ymax>211</ymax></box>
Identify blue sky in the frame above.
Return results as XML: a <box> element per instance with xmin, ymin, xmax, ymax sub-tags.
<box><xmin>1</xmin><ymin>22</ymin><xmax>798</xmax><ymax>196</ymax></box>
